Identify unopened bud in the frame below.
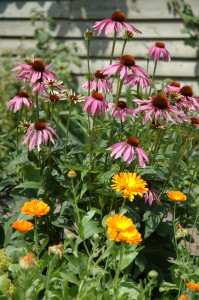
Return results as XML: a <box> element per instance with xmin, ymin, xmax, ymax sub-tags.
<box><xmin>67</xmin><ymin>170</ymin><xmax>77</xmax><ymax>178</ymax></box>
<box><xmin>93</xmin><ymin>233</ymin><xmax>99</xmax><ymax>242</ymax></box>
<box><xmin>123</xmin><ymin>30</ymin><xmax>134</xmax><ymax>41</ymax></box>
<box><xmin>148</xmin><ymin>270</ymin><xmax>158</xmax><ymax>280</ymax></box>
<box><xmin>84</xmin><ymin>30</ymin><xmax>95</xmax><ymax>41</ymax></box>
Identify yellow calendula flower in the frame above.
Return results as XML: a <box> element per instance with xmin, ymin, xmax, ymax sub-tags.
<box><xmin>21</xmin><ymin>199</ymin><xmax>50</xmax><ymax>217</ymax></box>
<box><xmin>111</xmin><ymin>172</ymin><xmax>148</xmax><ymax>201</ymax></box>
<box><xmin>106</xmin><ymin>214</ymin><xmax>142</xmax><ymax>244</ymax></box>
<box><xmin>179</xmin><ymin>294</ymin><xmax>188</xmax><ymax>300</ymax></box>
<box><xmin>167</xmin><ymin>191</ymin><xmax>187</xmax><ymax>202</ymax></box>
<box><xmin>12</xmin><ymin>220</ymin><xmax>34</xmax><ymax>232</ymax></box>
<box><xmin>186</xmin><ymin>282</ymin><xmax>199</xmax><ymax>292</ymax></box>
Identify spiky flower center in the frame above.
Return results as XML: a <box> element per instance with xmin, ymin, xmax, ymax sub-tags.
<box><xmin>49</xmin><ymin>94</ymin><xmax>60</xmax><ymax>102</ymax></box>
<box><xmin>31</xmin><ymin>60</ymin><xmax>45</xmax><ymax>72</ymax></box>
<box><xmin>118</xmin><ymin>100</ymin><xmax>127</xmax><ymax>109</ymax></box>
<box><xmin>18</xmin><ymin>91</ymin><xmax>29</xmax><ymax>98</ymax></box>
<box><xmin>48</xmin><ymin>80</ymin><xmax>55</xmax><ymax>86</ymax></box>
<box><xmin>34</xmin><ymin>122</ymin><xmax>46</xmax><ymax>131</ymax></box>
<box><xmin>92</xmin><ymin>92</ymin><xmax>104</xmax><ymax>101</ymax></box>
<box><xmin>155</xmin><ymin>42</ymin><xmax>165</xmax><ymax>48</ymax></box>
<box><xmin>94</xmin><ymin>70</ymin><xmax>106</xmax><ymax>79</ymax></box>
<box><xmin>191</xmin><ymin>117</ymin><xmax>199</xmax><ymax>125</ymax></box>
<box><xmin>170</xmin><ymin>81</ymin><xmax>180</xmax><ymax>87</ymax></box>
<box><xmin>120</xmin><ymin>55</ymin><xmax>135</xmax><ymax>66</ymax></box>
<box><xmin>111</xmin><ymin>11</ymin><xmax>126</xmax><ymax>22</ymax></box>
<box><xmin>127</xmin><ymin>137</ymin><xmax>139</xmax><ymax>147</ymax></box>
<box><xmin>152</xmin><ymin>94</ymin><xmax>169</xmax><ymax>110</ymax></box>
<box><xmin>70</xmin><ymin>95</ymin><xmax>78</xmax><ymax>101</ymax></box>
<box><xmin>180</xmin><ymin>85</ymin><xmax>193</xmax><ymax>97</ymax></box>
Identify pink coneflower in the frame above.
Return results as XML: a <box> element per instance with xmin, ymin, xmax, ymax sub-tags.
<box><xmin>102</xmin><ymin>55</ymin><xmax>148</xmax><ymax>81</ymax></box>
<box><xmin>108</xmin><ymin>100</ymin><xmax>134</xmax><ymax>122</ymax></box>
<box><xmin>133</xmin><ymin>93</ymin><xmax>187</xmax><ymax>125</ymax></box>
<box><xmin>107</xmin><ymin>137</ymin><xmax>149</xmax><ymax>168</ymax></box>
<box><xmin>93</xmin><ymin>11</ymin><xmax>141</xmax><ymax>36</ymax></box>
<box><xmin>143</xmin><ymin>181</ymin><xmax>161</xmax><ymax>206</ymax></box>
<box><xmin>22</xmin><ymin>122</ymin><xmax>58</xmax><ymax>151</ymax></box>
<box><xmin>179</xmin><ymin>85</ymin><xmax>199</xmax><ymax>111</ymax></box>
<box><xmin>83</xmin><ymin>91</ymin><xmax>108</xmax><ymax>116</ymax></box>
<box><xmin>190</xmin><ymin>117</ymin><xmax>199</xmax><ymax>128</ymax></box>
<box><xmin>82</xmin><ymin>70</ymin><xmax>113</xmax><ymax>93</ymax></box>
<box><xmin>125</xmin><ymin>75</ymin><xmax>152</xmax><ymax>88</ymax></box>
<box><xmin>149</xmin><ymin>42</ymin><xmax>171</xmax><ymax>62</ymax></box>
<box><xmin>12</xmin><ymin>58</ymin><xmax>56</xmax><ymax>83</ymax></box>
<box><xmin>7</xmin><ymin>92</ymin><xmax>33</xmax><ymax>113</ymax></box>
<box><xmin>164</xmin><ymin>81</ymin><xmax>181</xmax><ymax>93</ymax></box>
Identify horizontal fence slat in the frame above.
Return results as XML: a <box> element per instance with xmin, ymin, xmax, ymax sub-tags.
<box><xmin>0</xmin><ymin>20</ymin><xmax>190</xmax><ymax>38</ymax></box>
<box><xmin>1</xmin><ymin>0</ymin><xmax>198</xmax><ymax>19</ymax></box>
<box><xmin>0</xmin><ymin>39</ymin><xmax>197</xmax><ymax>59</ymax></box>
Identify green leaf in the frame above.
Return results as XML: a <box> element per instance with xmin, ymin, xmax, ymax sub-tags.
<box><xmin>120</xmin><ymin>252</ymin><xmax>138</xmax><ymax>270</ymax></box>
<box><xmin>82</xmin><ymin>210</ymin><xmax>96</xmax><ymax>226</ymax></box>
<box><xmin>13</xmin><ymin>181</ymin><xmax>42</xmax><ymax>190</ymax></box>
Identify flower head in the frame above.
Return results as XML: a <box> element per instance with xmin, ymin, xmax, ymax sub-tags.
<box><xmin>108</xmin><ymin>137</ymin><xmax>149</xmax><ymax>168</ymax></box>
<box><xmin>67</xmin><ymin>170</ymin><xmax>77</xmax><ymax>178</ymax></box>
<box><xmin>21</xmin><ymin>199</ymin><xmax>50</xmax><ymax>217</ymax></box>
<box><xmin>43</xmin><ymin>90</ymin><xmax>67</xmax><ymax>103</ymax></box>
<box><xmin>102</xmin><ymin>55</ymin><xmax>148</xmax><ymax>81</ymax></box>
<box><xmin>48</xmin><ymin>244</ymin><xmax>64</xmax><ymax>258</ymax></box>
<box><xmin>19</xmin><ymin>253</ymin><xmax>36</xmax><ymax>270</ymax></box>
<box><xmin>125</xmin><ymin>74</ymin><xmax>152</xmax><ymax>88</ymax></box>
<box><xmin>179</xmin><ymin>295</ymin><xmax>189</xmax><ymax>300</ymax></box>
<box><xmin>179</xmin><ymin>85</ymin><xmax>199</xmax><ymax>111</ymax></box>
<box><xmin>93</xmin><ymin>11</ymin><xmax>141</xmax><ymax>36</ymax></box>
<box><xmin>82</xmin><ymin>70</ymin><xmax>112</xmax><ymax>93</ymax></box>
<box><xmin>186</xmin><ymin>282</ymin><xmax>199</xmax><ymax>292</ymax></box>
<box><xmin>164</xmin><ymin>81</ymin><xmax>181</xmax><ymax>93</ymax></box>
<box><xmin>149</xmin><ymin>42</ymin><xmax>171</xmax><ymax>62</ymax></box>
<box><xmin>22</xmin><ymin>122</ymin><xmax>58</xmax><ymax>152</ymax></box>
<box><xmin>12</xmin><ymin>58</ymin><xmax>56</xmax><ymax>83</ymax></box>
<box><xmin>12</xmin><ymin>220</ymin><xmax>34</xmax><ymax>232</ymax></box>
<box><xmin>190</xmin><ymin>117</ymin><xmax>199</xmax><ymax>128</ymax></box>
<box><xmin>83</xmin><ymin>91</ymin><xmax>108</xmax><ymax>115</ymax></box>
<box><xmin>143</xmin><ymin>181</ymin><xmax>161</xmax><ymax>206</ymax></box>
<box><xmin>133</xmin><ymin>93</ymin><xmax>187</xmax><ymax>125</ymax></box>
<box><xmin>108</xmin><ymin>100</ymin><xmax>134</xmax><ymax>122</ymax></box>
<box><xmin>66</xmin><ymin>89</ymin><xmax>84</xmax><ymax>104</ymax></box>
<box><xmin>7</xmin><ymin>92</ymin><xmax>33</xmax><ymax>113</ymax></box>
<box><xmin>106</xmin><ymin>214</ymin><xmax>142</xmax><ymax>244</ymax></box>
<box><xmin>167</xmin><ymin>191</ymin><xmax>187</xmax><ymax>202</ymax></box>
<box><xmin>111</xmin><ymin>172</ymin><xmax>148</xmax><ymax>201</ymax></box>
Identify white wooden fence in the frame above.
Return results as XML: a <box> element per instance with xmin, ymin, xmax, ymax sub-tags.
<box><xmin>0</xmin><ymin>0</ymin><xmax>198</xmax><ymax>94</ymax></box>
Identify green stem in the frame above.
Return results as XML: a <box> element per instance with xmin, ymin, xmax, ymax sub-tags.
<box><xmin>56</xmin><ymin>102</ymin><xmax>60</xmax><ymax>134</ymax></box>
<box><xmin>64</xmin><ymin>101</ymin><xmax>73</xmax><ymax>159</ymax></box>
<box><xmin>34</xmin><ymin>216</ymin><xmax>39</xmax><ymax>259</ymax></box>
<box><xmin>121</xmin><ymin>40</ymin><xmax>127</xmax><ymax>56</ymax></box>
<box><xmin>113</xmin><ymin>243</ymin><xmax>124</xmax><ymax>298</ymax></box>
<box><xmin>89</xmin><ymin>115</ymin><xmax>96</xmax><ymax>168</ymax></box>
<box><xmin>148</xmin><ymin>60</ymin><xmax>158</xmax><ymax>97</ymax></box>
<box><xmin>110</xmin><ymin>30</ymin><xmax>117</xmax><ymax>64</ymax></box>
<box><xmin>35</xmin><ymin>92</ymin><xmax>39</xmax><ymax>122</ymax></box>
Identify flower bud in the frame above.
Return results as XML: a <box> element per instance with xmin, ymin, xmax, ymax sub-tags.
<box><xmin>67</xmin><ymin>170</ymin><xmax>77</xmax><ymax>178</ymax></box>
<box><xmin>93</xmin><ymin>233</ymin><xmax>100</xmax><ymax>242</ymax></box>
<box><xmin>84</xmin><ymin>30</ymin><xmax>95</xmax><ymax>41</ymax></box>
<box><xmin>148</xmin><ymin>270</ymin><xmax>158</xmax><ymax>280</ymax></box>
<box><xmin>48</xmin><ymin>244</ymin><xmax>64</xmax><ymax>258</ymax></box>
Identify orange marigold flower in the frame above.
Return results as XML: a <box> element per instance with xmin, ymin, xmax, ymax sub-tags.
<box><xmin>111</xmin><ymin>172</ymin><xmax>148</xmax><ymax>201</ymax></box>
<box><xmin>106</xmin><ymin>214</ymin><xmax>142</xmax><ymax>244</ymax></box>
<box><xmin>167</xmin><ymin>191</ymin><xmax>187</xmax><ymax>202</ymax></box>
<box><xmin>186</xmin><ymin>282</ymin><xmax>199</xmax><ymax>292</ymax></box>
<box><xmin>12</xmin><ymin>220</ymin><xmax>34</xmax><ymax>232</ymax></box>
<box><xmin>179</xmin><ymin>294</ymin><xmax>189</xmax><ymax>300</ymax></box>
<box><xmin>48</xmin><ymin>244</ymin><xmax>64</xmax><ymax>258</ymax></box>
<box><xmin>21</xmin><ymin>199</ymin><xmax>50</xmax><ymax>217</ymax></box>
<box><xmin>19</xmin><ymin>252</ymin><xmax>36</xmax><ymax>270</ymax></box>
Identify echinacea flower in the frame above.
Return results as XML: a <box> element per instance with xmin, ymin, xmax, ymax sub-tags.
<box><xmin>12</xmin><ymin>220</ymin><xmax>34</xmax><ymax>232</ymax></box>
<box><xmin>93</xmin><ymin>11</ymin><xmax>141</xmax><ymax>36</ymax></box>
<box><xmin>102</xmin><ymin>55</ymin><xmax>148</xmax><ymax>81</ymax></box>
<box><xmin>12</xmin><ymin>58</ymin><xmax>56</xmax><ymax>83</ymax></box>
<box><xmin>83</xmin><ymin>91</ymin><xmax>108</xmax><ymax>115</ymax></box>
<box><xmin>190</xmin><ymin>117</ymin><xmax>199</xmax><ymax>128</ymax></box>
<box><xmin>167</xmin><ymin>191</ymin><xmax>187</xmax><ymax>202</ymax></box>
<box><xmin>143</xmin><ymin>181</ymin><xmax>161</xmax><ymax>206</ymax></box>
<box><xmin>19</xmin><ymin>253</ymin><xmax>36</xmax><ymax>270</ymax></box>
<box><xmin>106</xmin><ymin>214</ymin><xmax>142</xmax><ymax>244</ymax></box>
<box><xmin>21</xmin><ymin>199</ymin><xmax>50</xmax><ymax>217</ymax></box>
<box><xmin>149</xmin><ymin>42</ymin><xmax>171</xmax><ymax>62</ymax></box>
<box><xmin>133</xmin><ymin>93</ymin><xmax>187</xmax><ymax>125</ymax></box>
<box><xmin>43</xmin><ymin>90</ymin><xmax>67</xmax><ymax>102</ymax></box>
<box><xmin>82</xmin><ymin>70</ymin><xmax>112</xmax><ymax>93</ymax></box>
<box><xmin>179</xmin><ymin>85</ymin><xmax>199</xmax><ymax>111</ymax></box>
<box><xmin>22</xmin><ymin>122</ymin><xmax>58</xmax><ymax>151</ymax></box>
<box><xmin>186</xmin><ymin>282</ymin><xmax>199</xmax><ymax>292</ymax></box>
<box><xmin>125</xmin><ymin>74</ymin><xmax>152</xmax><ymax>88</ymax></box>
<box><xmin>108</xmin><ymin>100</ymin><xmax>134</xmax><ymax>122</ymax></box>
<box><xmin>108</xmin><ymin>137</ymin><xmax>149</xmax><ymax>168</ymax></box>
<box><xmin>66</xmin><ymin>89</ymin><xmax>84</xmax><ymax>104</ymax></box>
<box><xmin>111</xmin><ymin>172</ymin><xmax>148</xmax><ymax>201</ymax></box>
<box><xmin>164</xmin><ymin>81</ymin><xmax>181</xmax><ymax>93</ymax></box>
<box><xmin>7</xmin><ymin>92</ymin><xmax>33</xmax><ymax>113</ymax></box>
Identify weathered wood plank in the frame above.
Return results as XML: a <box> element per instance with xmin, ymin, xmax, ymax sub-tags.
<box><xmin>0</xmin><ymin>39</ymin><xmax>197</xmax><ymax>59</ymax></box>
<box><xmin>0</xmin><ymin>20</ymin><xmax>190</xmax><ymax>38</ymax></box>
<box><xmin>0</xmin><ymin>0</ymin><xmax>198</xmax><ymax>19</ymax></box>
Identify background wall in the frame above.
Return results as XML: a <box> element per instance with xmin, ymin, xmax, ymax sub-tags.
<box><xmin>0</xmin><ymin>0</ymin><xmax>198</xmax><ymax>94</ymax></box>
